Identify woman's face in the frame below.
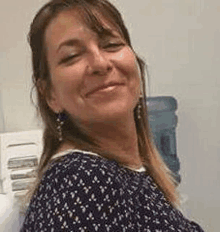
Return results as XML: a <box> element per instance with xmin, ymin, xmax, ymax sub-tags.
<box><xmin>45</xmin><ymin>9</ymin><xmax>141</xmax><ymax>125</ymax></box>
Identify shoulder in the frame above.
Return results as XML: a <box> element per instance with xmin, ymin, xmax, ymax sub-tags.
<box><xmin>39</xmin><ymin>150</ymin><xmax>119</xmax><ymax>190</ymax></box>
<box><xmin>22</xmin><ymin>151</ymin><xmax>133</xmax><ymax>231</ymax></box>
<box><xmin>51</xmin><ymin>149</ymin><xmax>118</xmax><ymax>175</ymax></box>
<box><xmin>31</xmin><ymin>150</ymin><xmax>128</xmax><ymax>214</ymax></box>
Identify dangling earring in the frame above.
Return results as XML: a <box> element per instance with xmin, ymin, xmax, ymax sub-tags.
<box><xmin>137</xmin><ymin>95</ymin><xmax>143</xmax><ymax>120</ymax></box>
<box><xmin>137</xmin><ymin>73</ymin><xmax>144</xmax><ymax>120</ymax></box>
<box><xmin>56</xmin><ymin>112</ymin><xmax>66</xmax><ymax>142</ymax></box>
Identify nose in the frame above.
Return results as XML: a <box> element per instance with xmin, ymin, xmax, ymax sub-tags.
<box><xmin>86</xmin><ymin>46</ymin><xmax>113</xmax><ymax>76</ymax></box>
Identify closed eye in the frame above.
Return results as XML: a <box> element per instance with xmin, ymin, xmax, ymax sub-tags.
<box><xmin>103</xmin><ymin>42</ymin><xmax>125</xmax><ymax>51</ymax></box>
<box><xmin>59</xmin><ymin>54</ymin><xmax>80</xmax><ymax>65</ymax></box>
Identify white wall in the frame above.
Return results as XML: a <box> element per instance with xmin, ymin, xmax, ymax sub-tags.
<box><xmin>0</xmin><ymin>0</ymin><xmax>219</xmax><ymax>231</ymax></box>
<box><xmin>0</xmin><ymin>0</ymin><xmax>47</xmax><ymax>132</ymax></box>
<box><xmin>110</xmin><ymin>0</ymin><xmax>219</xmax><ymax>231</ymax></box>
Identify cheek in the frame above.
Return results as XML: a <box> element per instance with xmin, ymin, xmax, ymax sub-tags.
<box><xmin>51</xmin><ymin>65</ymin><xmax>84</xmax><ymax>95</ymax></box>
<box><xmin>125</xmin><ymin>58</ymin><xmax>142</xmax><ymax>103</ymax></box>
<box><xmin>114</xmin><ymin>49</ymin><xmax>140</xmax><ymax>79</ymax></box>
<box><xmin>114</xmin><ymin>52</ymin><xmax>141</xmax><ymax>106</ymax></box>
<box><xmin>119</xmin><ymin>51</ymin><xmax>141</xmax><ymax>92</ymax></box>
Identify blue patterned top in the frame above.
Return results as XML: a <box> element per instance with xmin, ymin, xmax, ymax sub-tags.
<box><xmin>20</xmin><ymin>150</ymin><xmax>204</xmax><ymax>231</ymax></box>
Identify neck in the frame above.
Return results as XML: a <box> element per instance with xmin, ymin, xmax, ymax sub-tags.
<box><xmin>81</xmin><ymin>115</ymin><xmax>142</xmax><ymax>169</ymax></box>
<box><xmin>59</xmin><ymin>115</ymin><xmax>143</xmax><ymax>169</ymax></box>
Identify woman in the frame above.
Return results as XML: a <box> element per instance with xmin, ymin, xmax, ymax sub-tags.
<box><xmin>21</xmin><ymin>0</ymin><xmax>204</xmax><ymax>231</ymax></box>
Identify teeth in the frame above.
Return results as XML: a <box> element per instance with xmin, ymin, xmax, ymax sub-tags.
<box><xmin>105</xmin><ymin>86</ymin><xmax>114</xmax><ymax>90</ymax></box>
<box><xmin>101</xmin><ymin>85</ymin><xmax>116</xmax><ymax>91</ymax></box>
<box><xmin>86</xmin><ymin>84</ymin><xmax>121</xmax><ymax>96</ymax></box>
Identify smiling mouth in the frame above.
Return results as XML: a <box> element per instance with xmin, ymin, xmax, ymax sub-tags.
<box><xmin>85</xmin><ymin>83</ymin><xmax>124</xmax><ymax>97</ymax></box>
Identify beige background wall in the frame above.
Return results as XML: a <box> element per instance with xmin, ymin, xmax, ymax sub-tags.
<box><xmin>0</xmin><ymin>0</ymin><xmax>219</xmax><ymax>231</ymax></box>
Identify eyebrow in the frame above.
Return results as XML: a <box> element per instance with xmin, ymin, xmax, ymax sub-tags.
<box><xmin>56</xmin><ymin>30</ymin><xmax>122</xmax><ymax>53</ymax></box>
<box><xmin>57</xmin><ymin>39</ymin><xmax>80</xmax><ymax>53</ymax></box>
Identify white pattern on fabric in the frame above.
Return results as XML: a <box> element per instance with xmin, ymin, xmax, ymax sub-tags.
<box><xmin>20</xmin><ymin>151</ymin><xmax>204</xmax><ymax>232</ymax></box>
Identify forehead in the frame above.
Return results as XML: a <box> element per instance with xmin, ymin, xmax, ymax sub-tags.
<box><xmin>45</xmin><ymin>9</ymin><xmax>121</xmax><ymax>48</ymax></box>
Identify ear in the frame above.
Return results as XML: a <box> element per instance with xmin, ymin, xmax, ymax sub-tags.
<box><xmin>46</xmin><ymin>87</ymin><xmax>63</xmax><ymax>113</ymax></box>
<box><xmin>37</xmin><ymin>79</ymin><xmax>62</xmax><ymax>113</ymax></box>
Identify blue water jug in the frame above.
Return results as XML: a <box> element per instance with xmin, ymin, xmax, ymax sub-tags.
<box><xmin>147</xmin><ymin>96</ymin><xmax>181</xmax><ymax>184</ymax></box>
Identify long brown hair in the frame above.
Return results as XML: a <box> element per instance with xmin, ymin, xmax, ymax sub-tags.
<box><xmin>26</xmin><ymin>0</ymin><xmax>179</xmax><ymax>209</ymax></box>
